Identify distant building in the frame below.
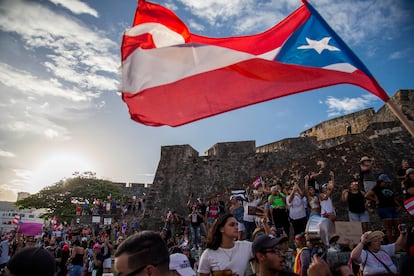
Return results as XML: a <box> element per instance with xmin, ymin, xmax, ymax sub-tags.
<box><xmin>0</xmin><ymin>201</ymin><xmax>45</xmax><ymax>234</ymax></box>
<box><xmin>16</xmin><ymin>192</ymin><xmax>30</xmax><ymax>201</ymax></box>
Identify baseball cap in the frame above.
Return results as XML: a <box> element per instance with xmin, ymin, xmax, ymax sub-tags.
<box><xmin>406</xmin><ymin>168</ymin><xmax>414</xmax><ymax>175</ymax></box>
<box><xmin>378</xmin><ymin>174</ymin><xmax>392</xmax><ymax>183</ymax></box>
<box><xmin>252</xmin><ymin>234</ymin><xmax>288</xmax><ymax>256</ymax></box>
<box><xmin>93</xmin><ymin>243</ymin><xmax>102</xmax><ymax>249</ymax></box>
<box><xmin>169</xmin><ymin>253</ymin><xmax>195</xmax><ymax>276</ymax></box>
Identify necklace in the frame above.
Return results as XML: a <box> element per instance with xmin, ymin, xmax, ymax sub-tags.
<box><xmin>221</xmin><ymin>247</ymin><xmax>233</xmax><ymax>262</ymax></box>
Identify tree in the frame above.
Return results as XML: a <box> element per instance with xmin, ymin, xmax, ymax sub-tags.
<box><xmin>16</xmin><ymin>174</ymin><xmax>123</xmax><ymax>222</ymax></box>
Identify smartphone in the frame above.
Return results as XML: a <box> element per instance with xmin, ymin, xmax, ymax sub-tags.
<box><xmin>276</xmin><ymin>228</ymin><xmax>284</xmax><ymax>236</ymax></box>
<box><xmin>248</xmin><ymin>206</ymin><xmax>258</xmax><ymax>215</ymax></box>
<box><xmin>399</xmin><ymin>224</ymin><xmax>407</xmax><ymax>232</ymax></box>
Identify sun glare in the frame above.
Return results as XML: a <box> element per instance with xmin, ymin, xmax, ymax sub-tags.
<box><xmin>29</xmin><ymin>153</ymin><xmax>95</xmax><ymax>193</ymax></box>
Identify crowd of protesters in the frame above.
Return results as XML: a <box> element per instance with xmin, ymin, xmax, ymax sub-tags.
<box><xmin>1</xmin><ymin>156</ymin><xmax>414</xmax><ymax>275</ymax></box>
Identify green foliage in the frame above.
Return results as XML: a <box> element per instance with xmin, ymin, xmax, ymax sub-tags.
<box><xmin>16</xmin><ymin>175</ymin><xmax>123</xmax><ymax>221</ymax></box>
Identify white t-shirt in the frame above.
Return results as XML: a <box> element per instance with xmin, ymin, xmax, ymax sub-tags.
<box><xmin>360</xmin><ymin>244</ymin><xmax>397</xmax><ymax>275</ymax></box>
<box><xmin>286</xmin><ymin>193</ymin><xmax>306</xmax><ymax>220</ymax></box>
<box><xmin>320</xmin><ymin>197</ymin><xmax>335</xmax><ymax>215</ymax></box>
<box><xmin>198</xmin><ymin>240</ymin><xmax>252</xmax><ymax>276</ymax></box>
<box><xmin>243</xmin><ymin>199</ymin><xmax>261</xmax><ymax>222</ymax></box>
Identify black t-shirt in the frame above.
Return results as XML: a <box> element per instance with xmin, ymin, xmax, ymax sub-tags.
<box><xmin>190</xmin><ymin>212</ymin><xmax>203</xmax><ymax>226</ymax></box>
<box><xmin>348</xmin><ymin>191</ymin><xmax>366</xmax><ymax>213</ymax></box>
<box><xmin>373</xmin><ymin>185</ymin><xmax>396</xmax><ymax>208</ymax></box>
<box><xmin>397</xmin><ymin>168</ymin><xmax>406</xmax><ymax>179</ymax></box>
<box><xmin>46</xmin><ymin>246</ymin><xmax>62</xmax><ymax>272</ymax></box>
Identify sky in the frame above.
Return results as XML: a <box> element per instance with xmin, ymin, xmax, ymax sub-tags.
<box><xmin>0</xmin><ymin>0</ymin><xmax>413</xmax><ymax>202</ymax></box>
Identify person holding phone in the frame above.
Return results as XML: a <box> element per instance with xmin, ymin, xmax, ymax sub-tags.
<box><xmin>350</xmin><ymin>224</ymin><xmax>407</xmax><ymax>275</ymax></box>
<box><xmin>287</xmin><ymin>183</ymin><xmax>307</xmax><ymax>237</ymax></box>
<box><xmin>268</xmin><ymin>183</ymin><xmax>290</xmax><ymax>238</ymax></box>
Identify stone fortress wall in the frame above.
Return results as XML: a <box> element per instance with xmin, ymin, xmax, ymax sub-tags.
<box><xmin>142</xmin><ymin>90</ymin><xmax>414</xmax><ymax>230</ymax></box>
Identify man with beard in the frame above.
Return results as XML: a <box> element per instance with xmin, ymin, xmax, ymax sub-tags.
<box><xmin>252</xmin><ymin>234</ymin><xmax>298</xmax><ymax>276</ymax></box>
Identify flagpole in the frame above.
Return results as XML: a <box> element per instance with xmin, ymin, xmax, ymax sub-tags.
<box><xmin>385</xmin><ymin>99</ymin><xmax>414</xmax><ymax>138</ymax></box>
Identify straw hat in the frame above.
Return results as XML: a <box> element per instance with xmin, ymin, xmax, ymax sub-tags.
<box><xmin>366</xmin><ymin>231</ymin><xmax>384</xmax><ymax>242</ymax></box>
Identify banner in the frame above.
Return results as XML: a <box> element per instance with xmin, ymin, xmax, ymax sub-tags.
<box><xmin>17</xmin><ymin>222</ymin><xmax>43</xmax><ymax>236</ymax></box>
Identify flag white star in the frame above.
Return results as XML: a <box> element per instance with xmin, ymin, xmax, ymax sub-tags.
<box><xmin>297</xmin><ymin>37</ymin><xmax>340</xmax><ymax>54</ymax></box>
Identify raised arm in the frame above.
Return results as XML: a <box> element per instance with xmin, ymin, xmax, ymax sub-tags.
<box><xmin>304</xmin><ymin>175</ymin><xmax>310</xmax><ymax>193</ymax></box>
<box><xmin>350</xmin><ymin>232</ymin><xmax>370</xmax><ymax>264</ymax></box>
<box><xmin>325</xmin><ymin>171</ymin><xmax>335</xmax><ymax>197</ymax></box>
<box><xmin>341</xmin><ymin>188</ymin><xmax>349</xmax><ymax>203</ymax></box>
<box><xmin>394</xmin><ymin>224</ymin><xmax>408</xmax><ymax>253</ymax></box>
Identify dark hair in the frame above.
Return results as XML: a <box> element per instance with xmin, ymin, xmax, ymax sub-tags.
<box><xmin>114</xmin><ymin>230</ymin><xmax>169</xmax><ymax>272</ymax></box>
<box><xmin>206</xmin><ymin>213</ymin><xmax>234</xmax><ymax>250</ymax></box>
<box><xmin>7</xmin><ymin>247</ymin><xmax>56</xmax><ymax>276</ymax></box>
<box><xmin>330</xmin><ymin>262</ymin><xmax>350</xmax><ymax>276</ymax></box>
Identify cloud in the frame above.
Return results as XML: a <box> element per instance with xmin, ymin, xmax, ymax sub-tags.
<box><xmin>48</xmin><ymin>0</ymin><xmax>99</xmax><ymax>17</ymax></box>
<box><xmin>0</xmin><ymin>0</ymin><xmax>119</xmax><ymax>95</ymax></box>
<box><xmin>0</xmin><ymin>149</ymin><xmax>15</xmax><ymax>158</ymax></box>
<box><xmin>0</xmin><ymin>169</ymin><xmax>35</xmax><ymax>201</ymax></box>
<box><xmin>0</xmin><ymin>0</ymin><xmax>121</xmax><ymax>140</ymax></box>
<box><xmin>0</xmin><ymin>63</ymin><xmax>91</xmax><ymax>102</ymax></box>
<box><xmin>175</xmin><ymin>0</ymin><xmax>411</xmax><ymax>51</ymax></box>
<box><xmin>389</xmin><ymin>48</ymin><xmax>414</xmax><ymax>62</ymax></box>
<box><xmin>324</xmin><ymin>94</ymin><xmax>377</xmax><ymax>117</ymax></box>
<box><xmin>0</xmin><ymin>186</ymin><xmax>18</xmax><ymax>202</ymax></box>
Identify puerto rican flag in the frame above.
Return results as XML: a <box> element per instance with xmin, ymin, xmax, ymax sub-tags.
<box><xmin>404</xmin><ymin>197</ymin><xmax>414</xmax><ymax>217</ymax></box>
<box><xmin>121</xmin><ymin>0</ymin><xmax>389</xmax><ymax>127</ymax></box>
<box><xmin>12</xmin><ymin>214</ymin><xmax>21</xmax><ymax>225</ymax></box>
<box><xmin>252</xmin><ymin>176</ymin><xmax>263</xmax><ymax>188</ymax></box>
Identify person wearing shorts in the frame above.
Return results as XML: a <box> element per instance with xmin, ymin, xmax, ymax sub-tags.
<box><xmin>342</xmin><ymin>180</ymin><xmax>369</xmax><ymax>233</ymax></box>
<box><xmin>366</xmin><ymin>174</ymin><xmax>401</xmax><ymax>243</ymax></box>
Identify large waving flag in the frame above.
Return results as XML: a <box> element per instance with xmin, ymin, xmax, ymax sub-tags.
<box><xmin>121</xmin><ymin>0</ymin><xmax>389</xmax><ymax>127</ymax></box>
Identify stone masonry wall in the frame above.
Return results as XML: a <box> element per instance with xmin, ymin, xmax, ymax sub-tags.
<box><xmin>375</xmin><ymin>89</ymin><xmax>414</xmax><ymax>122</ymax></box>
<box><xmin>142</xmin><ymin>90</ymin><xmax>414</xmax><ymax>230</ymax></box>
<box><xmin>301</xmin><ymin>108</ymin><xmax>375</xmax><ymax>140</ymax></box>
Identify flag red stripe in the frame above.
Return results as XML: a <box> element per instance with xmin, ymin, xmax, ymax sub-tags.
<box><xmin>190</xmin><ymin>6</ymin><xmax>310</xmax><ymax>55</ymax></box>
<box><xmin>122</xmin><ymin>33</ymin><xmax>155</xmax><ymax>61</ymax></box>
<box><xmin>133</xmin><ymin>0</ymin><xmax>190</xmax><ymax>41</ymax></box>
<box><xmin>124</xmin><ymin>3</ymin><xmax>310</xmax><ymax>59</ymax></box>
<box><xmin>122</xmin><ymin>59</ymin><xmax>382</xmax><ymax>127</ymax></box>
